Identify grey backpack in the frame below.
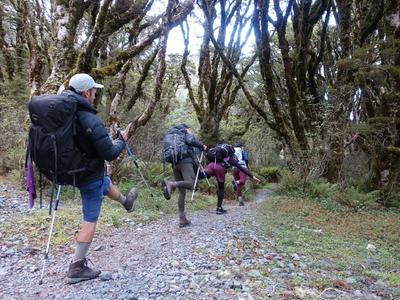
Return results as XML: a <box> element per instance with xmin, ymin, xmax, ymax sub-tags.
<box><xmin>162</xmin><ymin>125</ymin><xmax>189</xmax><ymax>165</ymax></box>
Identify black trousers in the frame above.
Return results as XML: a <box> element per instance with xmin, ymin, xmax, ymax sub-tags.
<box><xmin>173</xmin><ymin>162</ymin><xmax>196</xmax><ymax>216</ymax></box>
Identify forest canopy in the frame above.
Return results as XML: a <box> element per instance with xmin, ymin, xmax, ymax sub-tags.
<box><xmin>0</xmin><ymin>0</ymin><xmax>399</xmax><ymax>207</ymax></box>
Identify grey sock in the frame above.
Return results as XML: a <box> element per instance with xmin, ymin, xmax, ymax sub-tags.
<box><xmin>179</xmin><ymin>211</ymin><xmax>186</xmax><ymax>218</ymax></box>
<box><xmin>117</xmin><ymin>193</ymin><xmax>126</xmax><ymax>205</ymax></box>
<box><xmin>73</xmin><ymin>241</ymin><xmax>91</xmax><ymax>262</ymax></box>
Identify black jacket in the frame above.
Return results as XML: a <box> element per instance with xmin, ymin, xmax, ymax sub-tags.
<box><xmin>62</xmin><ymin>90</ymin><xmax>125</xmax><ymax>187</ymax></box>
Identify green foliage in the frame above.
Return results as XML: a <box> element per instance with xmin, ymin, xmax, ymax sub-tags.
<box><xmin>276</xmin><ymin>171</ymin><xmax>388</xmax><ymax>212</ymax></box>
<box><xmin>113</xmin><ymin>159</ymin><xmax>172</xmax><ymax>190</ymax></box>
<box><xmin>242</xmin><ymin>125</ymin><xmax>285</xmax><ymax>168</ymax></box>
<box><xmin>0</xmin><ymin>75</ymin><xmax>30</xmax><ymax>101</ymax></box>
<box><xmin>145</xmin><ymin>162</ymin><xmax>173</xmax><ymax>186</ymax></box>
<box><xmin>309</xmin><ymin>182</ymin><xmax>338</xmax><ymax>207</ymax></box>
<box><xmin>368</xmin><ymin>117</ymin><xmax>391</xmax><ymax>129</ymax></box>
<box><xmin>277</xmin><ymin>172</ymin><xmax>342</xmax><ymax>211</ymax></box>
<box><xmin>256</xmin><ymin>166</ymin><xmax>281</xmax><ymax>182</ymax></box>
<box><xmin>330</xmin><ymin>187</ymin><xmax>381</xmax><ymax>212</ymax></box>
<box><xmin>379</xmin><ymin>187</ymin><xmax>400</xmax><ymax>208</ymax></box>
<box><xmin>0</xmin><ymin>77</ymin><xmax>30</xmax><ymax>175</ymax></box>
<box><xmin>0</xmin><ymin>144</ymin><xmax>25</xmax><ymax>175</ymax></box>
<box><xmin>276</xmin><ymin>169</ymin><xmax>307</xmax><ymax>195</ymax></box>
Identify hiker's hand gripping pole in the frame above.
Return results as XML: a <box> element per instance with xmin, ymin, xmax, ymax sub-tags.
<box><xmin>117</xmin><ymin>129</ymin><xmax>154</xmax><ymax>198</ymax></box>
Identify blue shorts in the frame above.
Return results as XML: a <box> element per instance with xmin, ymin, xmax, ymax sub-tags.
<box><xmin>79</xmin><ymin>176</ymin><xmax>111</xmax><ymax>222</ymax></box>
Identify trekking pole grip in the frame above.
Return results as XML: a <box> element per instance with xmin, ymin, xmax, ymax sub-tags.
<box><xmin>116</xmin><ymin>128</ymin><xmax>125</xmax><ymax>141</ymax></box>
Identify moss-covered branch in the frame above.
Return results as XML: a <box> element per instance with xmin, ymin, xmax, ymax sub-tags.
<box><xmin>180</xmin><ymin>21</ymin><xmax>204</xmax><ymax>123</ymax></box>
<box><xmin>386</xmin><ymin>146</ymin><xmax>400</xmax><ymax>155</ymax></box>
<box><xmin>76</xmin><ymin>0</ymin><xmax>112</xmax><ymax>72</ymax></box>
<box><xmin>125</xmin><ymin>46</ymin><xmax>159</xmax><ymax>111</ymax></box>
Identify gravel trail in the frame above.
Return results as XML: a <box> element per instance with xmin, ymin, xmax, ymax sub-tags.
<box><xmin>0</xmin><ymin>182</ymin><xmax>397</xmax><ymax>299</ymax></box>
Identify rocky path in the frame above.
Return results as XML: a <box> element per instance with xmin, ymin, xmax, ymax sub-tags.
<box><xmin>0</xmin><ymin>183</ymin><xmax>396</xmax><ymax>299</ymax></box>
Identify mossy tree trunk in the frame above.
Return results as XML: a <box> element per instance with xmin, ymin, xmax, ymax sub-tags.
<box><xmin>370</xmin><ymin>0</ymin><xmax>400</xmax><ymax>203</ymax></box>
<box><xmin>323</xmin><ymin>0</ymin><xmax>386</xmax><ymax>182</ymax></box>
<box><xmin>180</xmin><ymin>0</ymin><xmax>255</xmax><ymax>146</ymax></box>
<box><xmin>0</xmin><ymin>4</ymin><xmax>14</xmax><ymax>81</ymax></box>
<box><xmin>250</xmin><ymin>0</ymin><xmax>330</xmax><ymax>165</ymax></box>
<box><xmin>39</xmin><ymin>0</ymin><xmax>91</xmax><ymax>94</ymax></box>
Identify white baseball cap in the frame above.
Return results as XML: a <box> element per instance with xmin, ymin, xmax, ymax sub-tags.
<box><xmin>69</xmin><ymin>73</ymin><xmax>104</xmax><ymax>92</ymax></box>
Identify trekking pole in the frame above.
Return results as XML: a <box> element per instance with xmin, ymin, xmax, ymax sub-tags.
<box><xmin>39</xmin><ymin>185</ymin><xmax>62</xmax><ymax>285</ymax></box>
<box><xmin>190</xmin><ymin>152</ymin><xmax>204</xmax><ymax>202</ymax></box>
<box><xmin>115</xmin><ymin>127</ymin><xmax>154</xmax><ymax>198</ymax></box>
<box><xmin>125</xmin><ymin>142</ymin><xmax>154</xmax><ymax>198</ymax></box>
<box><xmin>196</xmin><ymin>153</ymin><xmax>211</xmax><ymax>187</ymax></box>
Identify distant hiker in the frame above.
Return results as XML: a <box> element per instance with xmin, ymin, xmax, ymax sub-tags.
<box><xmin>242</xmin><ymin>144</ymin><xmax>250</xmax><ymax>168</ymax></box>
<box><xmin>205</xmin><ymin>144</ymin><xmax>261</xmax><ymax>214</ymax></box>
<box><xmin>232</xmin><ymin>143</ymin><xmax>250</xmax><ymax>206</ymax></box>
<box><xmin>29</xmin><ymin>73</ymin><xmax>139</xmax><ymax>284</ymax></box>
<box><xmin>161</xmin><ymin>124</ymin><xmax>207</xmax><ymax>227</ymax></box>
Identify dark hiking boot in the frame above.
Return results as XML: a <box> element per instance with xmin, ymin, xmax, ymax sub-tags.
<box><xmin>162</xmin><ymin>179</ymin><xmax>173</xmax><ymax>200</ymax></box>
<box><xmin>124</xmin><ymin>188</ymin><xmax>138</xmax><ymax>212</ymax></box>
<box><xmin>66</xmin><ymin>258</ymin><xmax>101</xmax><ymax>284</ymax></box>
<box><xmin>238</xmin><ymin>196</ymin><xmax>244</xmax><ymax>206</ymax></box>
<box><xmin>232</xmin><ymin>180</ymin><xmax>238</xmax><ymax>192</ymax></box>
<box><xmin>216</xmin><ymin>207</ymin><xmax>227</xmax><ymax>214</ymax></box>
<box><xmin>179</xmin><ymin>216</ymin><xmax>191</xmax><ymax>228</ymax></box>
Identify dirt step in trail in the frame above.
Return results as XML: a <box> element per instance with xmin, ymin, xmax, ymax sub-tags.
<box><xmin>0</xmin><ymin>187</ymin><xmax>397</xmax><ymax>299</ymax></box>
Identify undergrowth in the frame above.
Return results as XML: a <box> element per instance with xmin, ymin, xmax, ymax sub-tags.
<box><xmin>256</xmin><ymin>170</ymin><xmax>400</xmax><ymax>289</ymax></box>
<box><xmin>257</xmin><ymin>195</ymin><xmax>400</xmax><ymax>287</ymax></box>
<box><xmin>276</xmin><ymin>170</ymin><xmax>397</xmax><ymax>212</ymax></box>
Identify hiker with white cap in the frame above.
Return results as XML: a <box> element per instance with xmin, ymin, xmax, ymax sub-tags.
<box><xmin>61</xmin><ymin>73</ymin><xmax>138</xmax><ymax>283</ymax></box>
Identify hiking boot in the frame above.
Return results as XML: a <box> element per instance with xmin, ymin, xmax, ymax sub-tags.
<box><xmin>124</xmin><ymin>188</ymin><xmax>138</xmax><ymax>212</ymax></box>
<box><xmin>66</xmin><ymin>258</ymin><xmax>101</xmax><ymax>284</ymax></box>
<box><xmin>216</xmin><ymin>207</ymin><xmax>227</xmax><ymax>214</ymax></box>
<box><xmin>179</xmin><ymin>216</ymin><xmax>191</xmax><ymax>228</ymax></box>
<box><xmin>238</xmin><ymin>196</ymin><xmax>245</xmax><ymax>206</ymax></box>
<box><xmin>161</xmin><ymin>179</ymin><xmax>174</xmax><ymax>200</ymax></box>
<box><xmin>232</xmin><ymin>180</ymin><xmax>238</xmax><ymax>192</ymax></box>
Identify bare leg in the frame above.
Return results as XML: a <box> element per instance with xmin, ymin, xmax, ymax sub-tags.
<box><xmin>107</xmin><ymin>182</ymin><xmax>137</xmax><ymax>212</ymax></box>
<box><xmin>76</xmin><ymin>221</ymin><xmax>96</xmax><ymax>243</ymax></box>
<box><xmin>72</xmin><ymin>221</ymin><xmax>96</xmax><ymax>263</ymax></box>
<box><xmin>107</xmin><ymin>183</ymin><xmax>121</xmax><ymax>201</ymax></box>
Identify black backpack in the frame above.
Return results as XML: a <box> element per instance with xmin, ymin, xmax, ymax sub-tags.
<box><xmin>162</xmin><ymin>126</ymin><xmax>189</xmax><ymax>165</ymax></box>
<box><xmin>27</xmin><ymin>94</ymin><xmax>86</xmax><ymax>186</ymax></box>
<box><xmin>206</xmin><ymin>144</ymin><xmax>235</xmax><ymax>163</ymax></box>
